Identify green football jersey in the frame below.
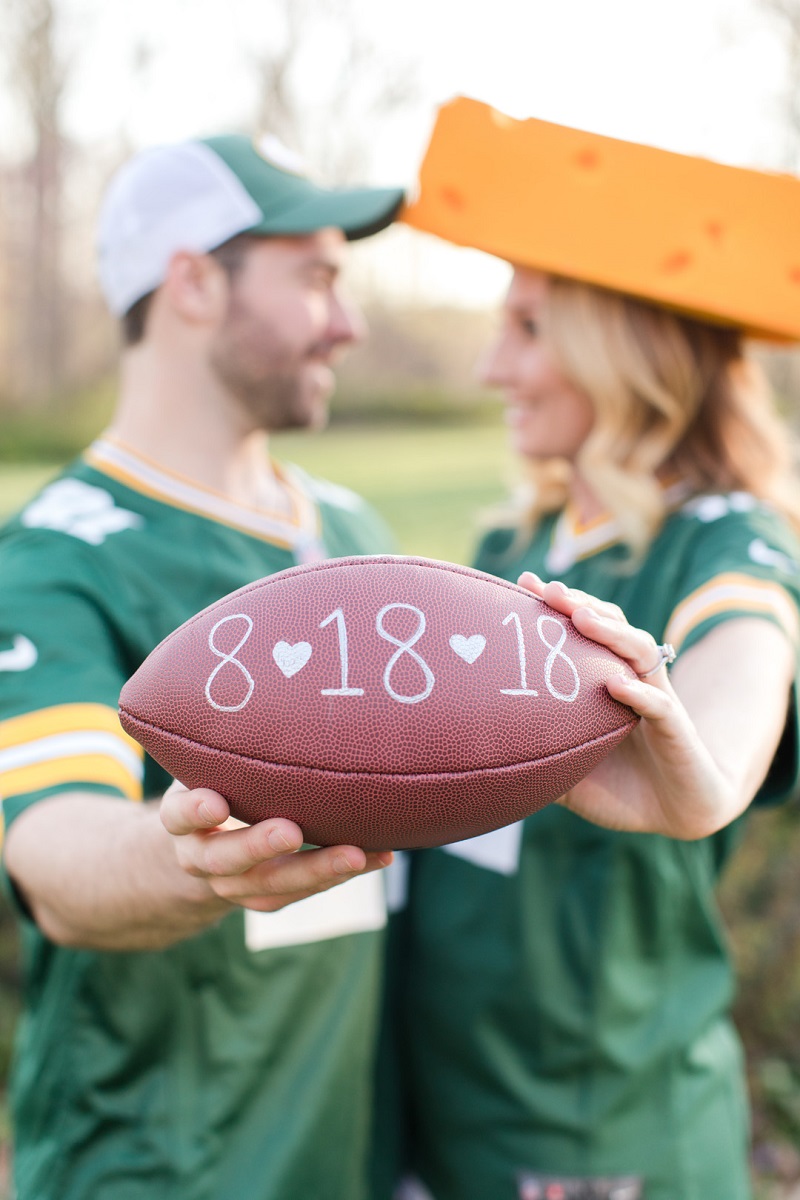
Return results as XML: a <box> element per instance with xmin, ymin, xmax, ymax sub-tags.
<box><xmin>391</xmin><ymin>491</ymin><xmax>800</xmax><ymax>1200</ymax></box>
<box><xmin>0</xmin><ymin>435</ymin><xmax>395</xmax><ymax>1200</ymax></box>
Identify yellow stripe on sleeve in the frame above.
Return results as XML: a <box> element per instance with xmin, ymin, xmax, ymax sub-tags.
<box><xmin>1</xmin><ymin>756</ymin><xmax>143</xmax><ymax>801</ymax></box>
<box><xmin>0</xmin><ymin>704</ymin><xmax>144</xmax><ymax>802</ymax></box>
<box><xmin>664</xmin><ymin>573</ymin><xmax>800</xmax><ymax>652</ymax></box>
<box><xmin>1</xmin><ymin>703</ymin><xmax>140</xmax><ymax>752</ymax></box>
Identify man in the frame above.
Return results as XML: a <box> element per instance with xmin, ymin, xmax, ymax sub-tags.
<box><xmin>0</xmin><ymin>133</ymin><xmax>404</xmax><ymax>1200</ymax></box>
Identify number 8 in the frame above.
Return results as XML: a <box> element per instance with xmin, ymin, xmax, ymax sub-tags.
<box><xmin>537</xmin><ymin>615</ymin><xmax>580</xmax><ymax>702</ymax></box>
<box><xmin>376</xmin><ymin>603</ymin><xmax>435</xmax><ymax>704</ymax></box>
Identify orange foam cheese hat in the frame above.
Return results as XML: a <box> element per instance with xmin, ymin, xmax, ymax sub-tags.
<box><xmin>402</xmin><ymin>96</ymin><xmax>800</xmax><ymax>342</ymax></box>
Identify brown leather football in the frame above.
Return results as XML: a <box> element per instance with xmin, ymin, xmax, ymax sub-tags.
<box><xmin>118</xmin><ymin>556</ymin><xmax>639</xmax><ymax>850</ymax></box>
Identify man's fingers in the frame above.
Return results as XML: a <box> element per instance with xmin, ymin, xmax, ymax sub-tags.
<box><xmin>162</xmin><ymin>785</ymin><xmax>395</xmax><ymax>907</ymax></box>
<box><xmin>160</xmin><ymin>788</ymin><xmax>306</xmax><ymax>876</ymax></box>
<box><xmin>191</xmin><ymin>819</ymin><xmax>307</xmax><ymax>878</ymax></box>
<box><xmin>160</xmin><ymin>786</ymin><xmax>231</xmax><ymax>835</ymax></box>
<box><xmin>214</xmin><ymin>840</ymin><xmax>367</xmax><ymax>890</ymax></box>
<box><xmin>211</xmin><ymin>847</ymin><xmax>394</xmax><ymax>906</ymax></box>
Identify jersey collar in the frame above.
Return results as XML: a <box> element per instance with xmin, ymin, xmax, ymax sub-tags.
<box><xmin>84</xmin><ymin>435</ymin><xmax>326</xmax><ymax>557</ymax></box>
<box><xmin>545</xmin><ymin>478</ymin><xmax>691</xmax><ymax>574</ymax></box>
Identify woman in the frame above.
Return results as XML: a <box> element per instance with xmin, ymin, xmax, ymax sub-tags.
<box><xmin>381</xmin><ymin>262</ymin><xmax>800</xmax><ymax>1200</ymax></box>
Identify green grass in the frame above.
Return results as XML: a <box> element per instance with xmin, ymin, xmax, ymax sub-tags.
<box><xmin>1</xmin><ymin>421</ymin><xmax>515</xmax><ymax>565</ymax></box>
<box><xmin>274</xmin><ymin>421</ymin><xmax>513</xmax><ymax>562</ymax></box>
<box><xmin>0</xmin><ymin>464</ymin><xmax>60</xmax><ymax>522</ymax></box>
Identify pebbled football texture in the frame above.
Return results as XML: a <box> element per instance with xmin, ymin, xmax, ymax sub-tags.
<box><xmin>119</xmin><ymin>556</ymin><xmax>639</xmax><ymax>850</ymax></box>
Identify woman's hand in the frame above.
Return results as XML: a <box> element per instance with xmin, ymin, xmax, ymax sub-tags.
<box><xmin>518</xmin><ymin>571</ymin><xmax>794</xmax><ymax>839</ymax></box>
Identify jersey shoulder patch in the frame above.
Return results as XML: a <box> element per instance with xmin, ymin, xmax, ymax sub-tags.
<box><xmin>0</xmin><ymin>635</ymin><xmax>38</xmax><ymax>673</ymax></box>
<box><xmin>747</xmin><ymin>536</ymin><xmax>800</xmax><ymax>576</ymax></box>
<box><xmin>679</xmin><ymin>490</ymin><xmax>759</xmax><ymax>524</ymax></box>
<box><xmin>20</xmin><ymin>479</ymin><xmax>144</xmax><ymax>545</ymax></box>
<box><xmin>677</xmin><ymin>492</ymin><xmax>800</xmax><ymax>574</ymax></box>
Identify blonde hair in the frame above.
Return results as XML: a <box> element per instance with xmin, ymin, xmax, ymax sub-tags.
<box><xmin>511</xmin><ymin>275</ymin><xmax>800</xmax><ymax>557</ymax></box>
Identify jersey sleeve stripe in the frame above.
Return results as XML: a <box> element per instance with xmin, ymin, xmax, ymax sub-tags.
<box><xmin>664</xmin><ymin>573</ymin><xmax>800</xmax><ymax>651</ymax></box>
<box><xmin>1</xmin><ymin>755</ymin><xmax>142</xmax><ymax>801</ymax></box>
<box><xmin>1</xmin><ymin>703</ymin><xmax>141</xmax><ymax>751</ymax></box>
<box><xmin>0</xmin><ymin>706</ymin><xmax>144</xmax><ymax>802</ymax></box>
<box><xmin>0</xmin><ymin>732</ymin><xmax>143</xmax><ymax>778</ymax></box>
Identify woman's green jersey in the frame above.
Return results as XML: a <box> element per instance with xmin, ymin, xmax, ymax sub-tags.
<box><xmin>385</xmin><ymin>491</ymin><xmax>800</xmax><ymax>1200</ymax></box>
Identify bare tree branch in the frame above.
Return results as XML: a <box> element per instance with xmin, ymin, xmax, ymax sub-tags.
<box><xmin>759</xmin><ymin>0</ymin><xmax>800</xmax><ymax>169</ymax></box>
<box><xmin>245</xmin><ymin>0</ymin><xmax>418</xmax><ymax>182</ymax></box>
<box><xmin>2</xmin><ymin>0</ymin><xmax>70</xmax><ymax>406</ymax></box>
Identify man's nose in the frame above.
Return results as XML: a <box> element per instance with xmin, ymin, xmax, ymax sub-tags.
<box><xmin>330</xmin><ymin>293</ymin><xmax>367</xmax><ymax>345</ymax></box>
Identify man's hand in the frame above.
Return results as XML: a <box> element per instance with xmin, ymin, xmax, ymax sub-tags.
<box><xmin>4</xmin><ymin>784</ymin><xmax>393</xmax><ymax>952</ymax></box>
<box><xmin>161</xmin><ymin>783</ymin><xmax>394</xmax><ymax>913</ymax></box>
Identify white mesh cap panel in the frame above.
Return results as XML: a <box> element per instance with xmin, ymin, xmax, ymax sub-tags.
<box><xmin>97</xmin><ymin>142</ymin><xmax>262</xmax><ymax>315</ymax></box>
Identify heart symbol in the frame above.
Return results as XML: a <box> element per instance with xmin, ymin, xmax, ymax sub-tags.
<box><xmin>449</xmin><ymin>634</ymin><xmax>486</xmax><ymax>665</ymax></box>
<box><xmin>273</xmin><ymin>641</ymin><xmax>312</xmax><ymax>678</ymax></box>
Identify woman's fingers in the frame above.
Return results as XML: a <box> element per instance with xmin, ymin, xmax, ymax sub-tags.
<box><xmin>570</xmin><ymin>606</ymin><xmax>671</xmax><ymax>682</ymax></box>
<box><xmin>517</xmin><ymin>570</ymin><xmax>546</xmax><ymax>596</ymax></box>
<box><xmin>605</xmin><ymin>670</ymin><xmax>675</xmax><ymax>719</ymax></box>
<box><xmin>518</xmin><ymin>572</ymin><xmax>627</xmax><ymax>624</ymax></box>
<box><xmin>517</xmin><ymin>572</ymin><xmax>674</xmax><ymax>683</ymax></box>
<box><xmin>520</xmin><ymin>564</ymin><xmax>671</xmax><ymax>681</ymax></box>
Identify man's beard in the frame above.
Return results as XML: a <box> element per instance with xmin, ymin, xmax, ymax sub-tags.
<box><xmin>220</xmin><ymin>366</ymin><xmax>328</xmax><ymax>433</ymax></box>
<box><xmin>209</xmin><ymin>295</ymin><xmax>333</xmax><ymax>433</ymax></box>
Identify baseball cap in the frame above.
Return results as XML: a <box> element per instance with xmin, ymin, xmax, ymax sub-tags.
<box><xmin>98</xmin><ymin>133</ymin><xmax>405</xmax><ymax>316</ymax></box>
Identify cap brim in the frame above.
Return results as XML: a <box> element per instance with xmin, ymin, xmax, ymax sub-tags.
<box><xmin>248</xmin><ymin>185</ymin><xmax>405</xmax><ymax>241</ymax></box>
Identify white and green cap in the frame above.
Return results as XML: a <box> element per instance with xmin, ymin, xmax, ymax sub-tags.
<box><xmin>97</xmin><ymin>133</ymin><xmax>405</xmax><ymax>316</ymax></box>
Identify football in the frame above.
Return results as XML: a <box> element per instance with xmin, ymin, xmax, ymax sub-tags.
<box><xmin>118</xmin><ymin>556</ymin><xmax>639</xmax><ymax>850</ymax></box>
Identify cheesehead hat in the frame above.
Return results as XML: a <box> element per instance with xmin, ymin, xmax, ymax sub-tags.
<box><xmin>98</xmin><ymin>133</ymin><xmax>405</xmax><ymax>316</ymax></box>
<box><xmin>402</xmin><ymin>96</ymin><xmax>800</xmax><ymax>342</ymax></box>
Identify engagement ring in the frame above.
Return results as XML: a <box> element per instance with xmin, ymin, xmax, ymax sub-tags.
<box><xmin>638</xmin><ymin>643</ymin><xmax>677</xmax><ymax>679</ymax></box>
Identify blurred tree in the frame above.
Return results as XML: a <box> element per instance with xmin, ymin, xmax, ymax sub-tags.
<box><xmin>246</xmin><ymin>0</ymin><xmax>417</xmax><ymax>184</ymax></box>
<box><xmin>759</xmin><ymin>0</ymin><xmax>800</xmax><ymax>168</ymax></box>
<box><xmin>756</xmin><ymin>0</ymin><xmax>800</xmax><ymax>422</ymax></box>
<box><xmin>724</xmin><ymin>18</ymin><xmax>800</xmax><ymax>1176</ymax></box>
<box><xmin>2</xmin><ymin>0</ymin><xmax>71</xmax><ymax>408</ymax></box>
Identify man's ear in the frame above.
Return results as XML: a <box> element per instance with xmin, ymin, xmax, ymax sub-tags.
<box><xmin>160</xmin><ymin>251</ymin><xmax>228</xmax><ymax>324</ymax></box>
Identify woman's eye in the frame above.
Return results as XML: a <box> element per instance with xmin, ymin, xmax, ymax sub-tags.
<box><xmin>521</xmin><ymin>319</ymin><xmax>538</xmax><ymax>337</ymax></box>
